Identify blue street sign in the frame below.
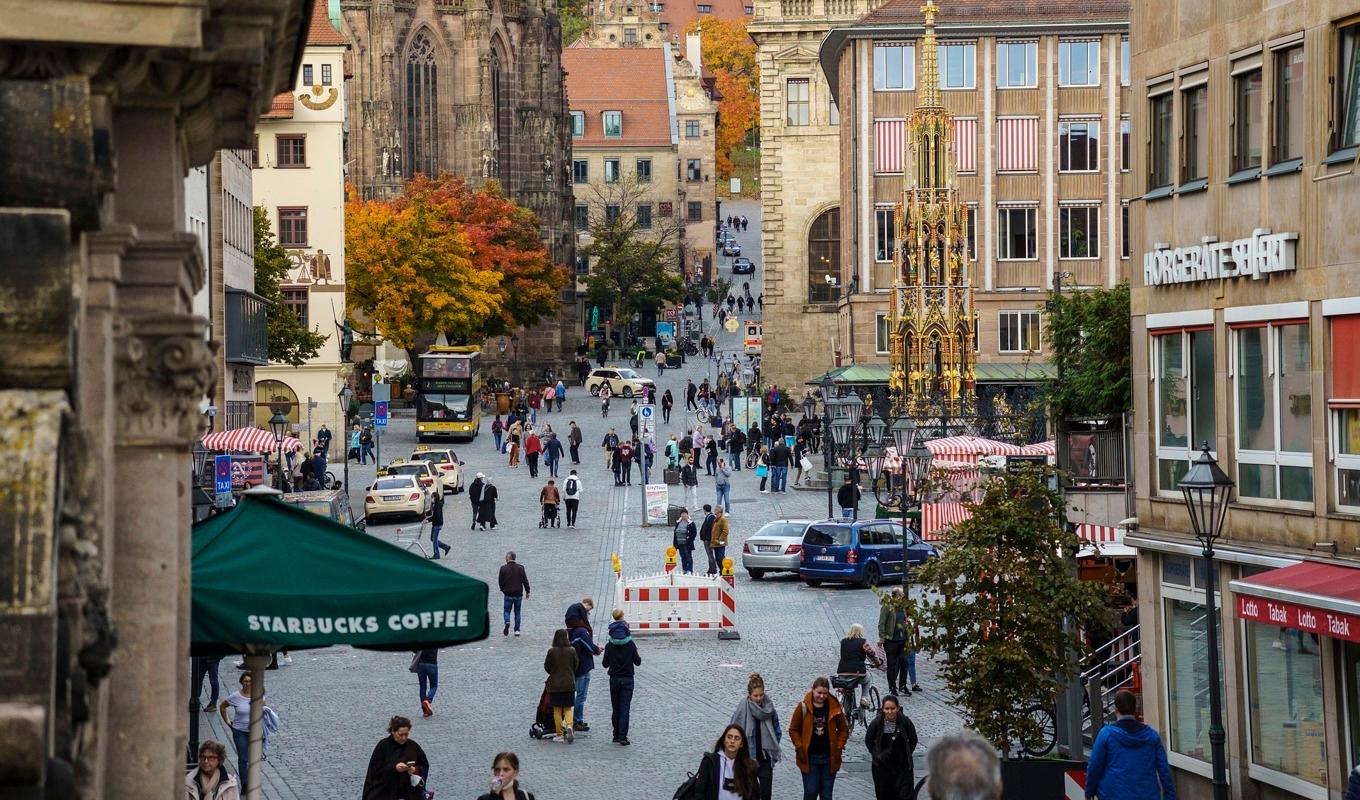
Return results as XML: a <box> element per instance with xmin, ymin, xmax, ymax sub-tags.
<box><xmin>213</xmin><ymin>455</ymin><xmax>232</xmax><ymax>495</ymax></box>
<box><xmin>374</xmin><ymin>400</ymin><xmax>389</xmax><ymax>427</ymax></box>
<box><xmin>640</xmin><ymin>405</ymin><xmax>653</xmax><ymax>418</ymax></box>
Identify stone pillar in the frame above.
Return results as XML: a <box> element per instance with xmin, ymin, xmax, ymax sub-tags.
<box><xmin>104</xmin><ymin>106</ymin><xmax>216</xmax><ymax>800</ymax></box>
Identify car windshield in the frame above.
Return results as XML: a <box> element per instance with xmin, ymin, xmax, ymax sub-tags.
<box><xmin>756</xmin><ymin>521</ymin><xmax>808</xmax><ymax>538</ymax></box>
<box><xmin>617</xmin><ymin>368</ymin><xmax>639</xmax><ymax>379</ymax></box>
<box><xmin>804</xmin><ymin>524</ymin><xmax>852</xmax><ymax>546</ymax></box>
<box><xmin>413</xmin><ymin>452</ymin><xmax>450</xmax><ymax>464</ymax></box>
<box><xmin>373</xmin><ymin>477</ymin><xmax>414</xmax><ymax>490</ymax></box>
<box><xmin>388</xmin><ymin>464</ymin><xmax>429</xmax><ymax>477</ymax></box>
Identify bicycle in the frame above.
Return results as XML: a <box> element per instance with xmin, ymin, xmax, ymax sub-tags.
<box><xmin>744</xmin><ymin>447</ymin><xmax>759</xmax><ymax>469</ymax></box>
<box><xmin>321</xmin><ymin>471</ymin><xmax>338</xmax><ymax>489</ymax></box>
<box><xmin>695</xmin><ymin>405</ymin><xmax>711</xmax><ymax>425</ymax></box>
<box><xmin>831</xmin><ymin>674</ymin><xmax>880</xmax><ymax>735</ymax></box>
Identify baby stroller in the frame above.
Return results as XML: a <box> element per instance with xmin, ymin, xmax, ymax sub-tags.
<box><xmin>529</xmin><ymin>681</ymin><xmax>554</xmax><ymax>739</ymax></box>
<box><xmin>539</xmin><ymin>502</ymin><xmax>560</xmax><ymax>528</ymax></box>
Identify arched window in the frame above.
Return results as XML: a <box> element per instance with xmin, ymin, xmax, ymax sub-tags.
<box><xmin>405</xmin><ymin>31</ymin><xmax>440</xmax><ymax>177</ymax></box>
<box><xmin>255</xmin><ymin>380</ymin><xmax>299</xmax><ymax>426</ymax></box>
<box><xmin>490</xmin><ymin>43</ymin><xmax>511</xmax><ymax>179</ymax></box>
<box><xmin>807</xmin><ymin>207</ymin><xmax>841</xmax><ymax>302</ymax></box>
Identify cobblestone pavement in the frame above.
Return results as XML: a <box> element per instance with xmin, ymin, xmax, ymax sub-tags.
<box><xmin>205</xmin><ymin>199</ymin><xmax>963</xmax><ymax>798</ymax></box>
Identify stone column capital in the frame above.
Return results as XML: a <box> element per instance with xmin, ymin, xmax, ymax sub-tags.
<box><xmin>115</xmin><ymin>315</ymin><xmax>217</xmax><ymax>447</ymax></box>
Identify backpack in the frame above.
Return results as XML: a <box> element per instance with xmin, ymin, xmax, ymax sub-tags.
<box><xmin>672</xmin><ymin>753</ymin><xmax>712</xmax><ymax>800</ymax></box>
<box><xmin>564</xmin><ymin>476</ymin><xmax>580</xmax><ymax>498</ymax></box>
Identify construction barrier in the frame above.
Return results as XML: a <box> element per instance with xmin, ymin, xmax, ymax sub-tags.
<box><xmin>613</xmin><ymin>554</ymin><xmax>739</xmax><ymax>639</ymax></box>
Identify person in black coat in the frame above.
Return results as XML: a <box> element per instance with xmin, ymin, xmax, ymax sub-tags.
<box><xmin>427</xmin><ymin>490</ymin><xmax>449</xmax><ymax>558</ymax></box>
<box><xmin>468</xmin><ymin>474</ymin><xmax>485</xmax><ymax>530</ymax></box>
<box><xmin>693</xmin><ymin>725</ymin><xmax>760</xmax><ymax>800</ymax></box>
<box><xmin>602</xmin><ymin>612</ymin><xmax>642</xmax><ymax>744</ymax></box>
<box><xmin>864</xmin><ymin>696</ymin><xmax>918</xmax><ymax>800</ymax></box>
<box><xmin>477</xmin><ymin>479</ymin><xmax>499</xmax><ymax>530</ymax></box>
<box><xmin>361</xmin><ymin>716</ymin><xmax>430</xmax><ymax>800</ymax></box>
<box><xmin>673</xmin><ymin>508</ymin><xmax>698</xmax><ymax>574</ymax></box>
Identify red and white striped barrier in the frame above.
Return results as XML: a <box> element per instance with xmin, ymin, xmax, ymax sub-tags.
<box><xmin>614</xmin><ymin>570</ymin><xmax>739</xmax><ymax>639</ymax></box>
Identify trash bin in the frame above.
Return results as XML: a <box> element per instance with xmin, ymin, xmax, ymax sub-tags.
<box><xmin>667</xmin><ymin>504</ymin><xmax>684</xmax><ymax>525</ymax></box>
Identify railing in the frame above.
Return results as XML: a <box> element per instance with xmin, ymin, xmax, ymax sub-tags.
<box><xmin>1058</xmin><ymin>417</ymin><xmax>1126</xmax><ymax>490</ymax></box>
<box><xmin>225</xmin><ymin>289</ymin><xmax>268</xmax><ymax>365</ymax></box>
<box><xmin>824</xmin><ymin>0</ymin><xmax>858</xmax><ymax>15</ymax></box>
<box><xmin>1080</xmin><ymin>624</ymin><xmax>1141</xmax><ymax>742</ymax></box>
<box><xmin>780</xmin><ymin>0</ymin><xmax>811</xmax><ymax>15</ymax></box>
<box><xmin>807</xmin><ymin>282</ymin><xmax>839</xmax><ymax>303</ymax></box>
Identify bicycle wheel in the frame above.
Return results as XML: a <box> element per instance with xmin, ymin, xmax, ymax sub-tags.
<box><xmin>841</xmin><ymin>690</ymin><xmax>857</xmax><ymax>734</ymax></box>
<box><xmin>322</xmin><ymin>471</ymin><xmax>336</xmax><ymax>489</ymax></box>
<box><xmin>696</xmin><ymin>407</ymin><xmax>710</xmax><ymax>424</ymax></box>
<box><xmin>866</xmin><ymin>685</ymin><xmax>882</xmax><ymax>713</ymax></box>
<box><xmin>1020</xmin><ymin>704</ymin><xmax>1057</xmax><ymax>758</ymax></box>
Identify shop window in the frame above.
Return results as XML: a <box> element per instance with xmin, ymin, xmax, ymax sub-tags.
<box><xmin>873</xmin><ymin>43</ymin><xmax>915</xmax><ymax>91</ymax></box>
<box><xmin>1182</xmin><ymin>84</ymin><xmax>1208</xmax><ymax>183</ymax></box>
<box><xmin>1245</xmin><ymin>620</ymin><xmax>1326</xmax><ymax>787</ymax></box>
<box><xmin>874</xmin><ymin>205</ymin><xmax>894</xmax><ymax>262</ymax></box>
<box><xmin>1235</xmin><ymin>322</ymin><xmax>1312</xmax><ymax>503</ymax></box>
<box><xmin>1329</xmin><ymin>314</ymin><xmax>1360</xmax><ymax>512</ymax></box>
<box><xmin>1164</xmin><ymin>596</ymin><xmax>1224</xmax><ymax>762</ymax></box>
<box><xmin>1345</xmin><ymin>642</ymin><xmax>1360</xmax><ymax>769</ymax></box>
<box><xmin>1058</xmin><ymin>39</ymin><xmax>1100</xmax><ymax>87</ymax></box>
<box><xmin>1059</xmin><ymin>205</ymin><xmax>1100</xmax><ymax>259</ymax></box>
<box><xmin>997</xmin><ymin>41</ymin><xmax>1037</xmax><ymax>88</ymax></box>
<box><xmin>940</xmin><ymin>42</ymin><xmax>975</xmax><ymax>89</ymax></box>
<box><xmin>1155</xmin><ymin>329</ymin><xmax>1216</xmax><ymax>494</ymax></box>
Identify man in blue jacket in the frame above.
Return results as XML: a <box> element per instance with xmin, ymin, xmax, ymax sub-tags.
<box><xmin>1086</xmin><ymin>690</ymin><xmax>1177</xmax><ymax>800</ymax></box>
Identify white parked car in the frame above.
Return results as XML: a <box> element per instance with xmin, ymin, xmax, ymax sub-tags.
<box><xmin>364</xmin><ymin>475</ymin><xmax>429</xmax><ymax>521</ymax></box>
<box><xmin>586</xmin><ymin>367</ymin><xmax>656</xmax><ymax>398</ymax></box>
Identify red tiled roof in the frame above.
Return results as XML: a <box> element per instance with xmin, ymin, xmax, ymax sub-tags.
<box><xmin>563</xmin><ymin>48</ymin><xmax>673</xmax><ymax>147</ymax></box>
<box><xmin>857</xmin><ymin>0</ymin><xmax>1127</xmax><ymax>26</ymax></box>
<box><xmin>262</xmin><ymin>92</ymin><xmax>294</xmax><ymax>119</ymax></box>
<box><xmin>307</xmin><ymin>0</ymin><xmax>347</xmax><ymax>46</ymax></box>
<box><xmin>662</xmin><ymin>0</ymin><xmax>751</xmax><ymax>57</ymax></box>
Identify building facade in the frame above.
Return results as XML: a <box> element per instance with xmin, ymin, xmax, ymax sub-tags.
<box><xmin>1127</xmin><ymin>1</ymin><xmax>1360</xmax><ymax>798</ymax></box>
<box><xmin>820</xmin><ymin>0</ymin><xmax>1130</xmax><ymax>401</ymax></box>
<box><xmin>253</xmin><ymin>4</ymin><xmax>353</xmax><ymax>446</ymax></box>
<box><xmin>341</xmin><ymin>0</ymin><xmax>579</xmax><ymax>381</ymax></box>
<box><xmin>214</xmin><ymin>150</ymin><xmax>267</xmax><ymax>431</ymax></box>
<box><xmin>748</xmin><ymin>0</ymin><xmax>871</xmax><ymax>391</ymax></box>
<box><xmin>0</xmin><ymin>2</ymin><xmax>307</xmax><ymax>796</ymax></box>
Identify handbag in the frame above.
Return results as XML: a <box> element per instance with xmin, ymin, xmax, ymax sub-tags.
<box><xmin>408</xmin><ymin>652</ymin><xmax>421</xmax><ymax>673</ymax></box>
<box><xmin>755</xmin><ymin>465</ymin><xmax>769</xmax><ymax>477</ymax></box>
<box><xmin>800</xmin><ymin>457</ymin><xmax>814</xmax><ymax>472</ymax></box>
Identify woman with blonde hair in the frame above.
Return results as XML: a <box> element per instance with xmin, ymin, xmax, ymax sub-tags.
<box><xmin>730</xmin><ymin>673</ymin><xmax>781</xmax><ymax>800</ymax></box>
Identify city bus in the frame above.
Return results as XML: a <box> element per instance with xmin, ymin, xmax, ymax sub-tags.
<box><xmin>415</xmin><ymin>345</ymin><xmax>482</xmax><ymax>442</ymax></box>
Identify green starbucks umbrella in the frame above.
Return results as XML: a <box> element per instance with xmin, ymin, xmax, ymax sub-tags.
<box><xmin>191</xmin><ymin>489</ymin><xmax>488</xmax><ymax>798</ymax></box>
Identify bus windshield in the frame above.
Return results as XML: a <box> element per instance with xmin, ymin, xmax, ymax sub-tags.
<box><xmin>418</xmin><ymin>394</ymin><xmax>472</xmax><ymax>420</ymax></box>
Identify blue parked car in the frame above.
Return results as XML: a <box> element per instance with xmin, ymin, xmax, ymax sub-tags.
<box><xmin>798</xmin><ymin>518</ymin><xmax>938</xmax><ymax>588</ymax></box>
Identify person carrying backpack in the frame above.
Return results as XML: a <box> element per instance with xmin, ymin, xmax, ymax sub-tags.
<box><xmin>673</xmin><ymin>508</ymin><xmax>697</xmax><ymax>574</ymax></box>
<box><xmin>563</xmin><ymin>470</ymin><xmax>583</xmax><ymax>529</ymax></box>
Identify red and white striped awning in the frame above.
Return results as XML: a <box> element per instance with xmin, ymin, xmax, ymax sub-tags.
<box><xmin>1075</xmin><ymin>523</ymin><xmax>1120</xmax><ymax>543</ymax></box>
<box><xmin>926</xmin><ymin>436</ymin><xmax>1024</xmax><ymax>463</ymax></box>
<box><xmin>1020</xmin><ymin>440</ymin><xmax>1056</xmax><ymax>456</ymax></box>
<box><xmin>922</xmin><ymin>502</ymin><xmax>970</xmax><ymax>541</ymax></box>
<box><xmin>997</xmin><ymin>116</ymin><xmax>1039</xmax><ymax>172</ymax></box>
<box><xmin>201</xmin><ymin>428</ymin><xmax>304</xmax><ymax>454</ymax></box>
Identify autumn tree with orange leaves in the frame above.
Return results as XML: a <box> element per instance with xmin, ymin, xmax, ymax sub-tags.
<box><xmin>685</xmin><ymin>17</ymin><xmax>759</xmax><ymax>177</ymax></box>
<box><xmin>345</xmin><ymin>174</ymin><xmax>569</xmax><ymax>355</ymax></box>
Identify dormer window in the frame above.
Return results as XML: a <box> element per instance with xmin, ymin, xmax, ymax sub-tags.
<box><xmin>603</xmin><ymin>110</ymin><xmax>623</xmax><ymax>137</ymax></box>
<box><xmin>571</xmin><ymin>111</ymin><xmax>585</xmax><ymax>137</ymax></box>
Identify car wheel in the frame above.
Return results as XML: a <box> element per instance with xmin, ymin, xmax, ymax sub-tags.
<box><xmin>622</xmin><ymin>386</ymin><xmax>634</xmax><ymax>398</ymax></box>
<box><xmin>804</xmin><ymin>579</ymin><xmax>822</xmax><ymax>588</ymax></box>
<box><xmin>862</xmin><ymin>562</ymin><xmax>882</xmax><ymax>588</ymax></box>
<box><xmin>590</xmin><ymin>385</ymin><xmax>601</xmax><ymax>396</ymax></box>
<box><xmin>747</xmin><ymin>569</ymin><xmax>765</xmax><ymax>580</ymax></box>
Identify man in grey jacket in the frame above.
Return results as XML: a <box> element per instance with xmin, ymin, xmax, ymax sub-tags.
<box><xmin>714</xmin><ymin>458</ymin><xmax>733</xmax><ymax>514</ymax></box>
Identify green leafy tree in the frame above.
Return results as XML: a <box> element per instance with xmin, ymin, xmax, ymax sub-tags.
<box><xmin>559</xmin><ymin>0</ymin><xmax>589</xmax><ymax>45</ymax></box>
<box><xmin>1044</xmin><ymin>283</ymin><xmax>1132</xmax><ymax>419</ymax></box>
<box><xmin>706</xmin><ymin>277</ymin><xmax>732</xmax><ymax>305</ymax></box>
<box><xmin>911</xmin><ymin>465</ymin><xmax>1111</xmax><ymax>755</ymax></box>
<box><xmin>253</xmin><ymin>206</ymin><xmax>328</xmax><ymax>366</ymax></box>
<box><xmin>580</xmin><ymin>179</ymin><xmax>687</xmax><ymax>327</ymax></box>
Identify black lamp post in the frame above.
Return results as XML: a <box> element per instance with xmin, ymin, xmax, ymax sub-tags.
<box><xmin>1178</xmin><ymin>442</ymin><xmax>1233</xmax><ymax>800</ymax></box>
<box><xmin>820</xmin><ymin>383</ymin><xmax>840</xmax><ymax>518</ymax></box>
<box><xmin>268</xmin><ymin>409</ymin><xmax>289</xmax><ymax>491</ymax></box>
<box><xmin>338</xmin><ymin>386</ymin><xmax>353</xmax><ymax>492</ymax></box>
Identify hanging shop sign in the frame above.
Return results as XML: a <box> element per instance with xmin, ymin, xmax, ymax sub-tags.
<box><xmin>1143</xmin><ymin>228</ymin><xmax>1297</xmax><ymax>288</ymax></box>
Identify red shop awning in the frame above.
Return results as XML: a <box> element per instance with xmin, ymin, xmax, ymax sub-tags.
<box><xmin>1230</xmin><ymin>561</ymin><xmax>1360</xmax><ymax>643</ymax></box>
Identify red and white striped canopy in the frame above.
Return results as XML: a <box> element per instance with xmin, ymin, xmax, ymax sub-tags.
<box><xmin>201</xmin><ymin>428</ymin><xmax>304</xmax><ymax>454</ymax></box>
<box><xmin>925</xmin><ymin>436</ymin><xmax>1024</xmax><ymax>462</ymax></box>
<box><xmin>1020</xmin><ymin>440</ymin><xmax>1056</xmax><ymax>456</ymax></box>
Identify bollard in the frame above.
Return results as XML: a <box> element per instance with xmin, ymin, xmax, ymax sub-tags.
<box><xmin>665</xmin><ymin>545</ymin><xmax>678</xmax><ymax>574</ymax></box>
<box><xmin>612</xmin><ymin>552</ymin><xmax>621</xmax><ymax>577</ymax></box>
<box><xmin>717</xmin><ymin>558</ymin><xmax>740</xmax><ymax>640</ymax></box>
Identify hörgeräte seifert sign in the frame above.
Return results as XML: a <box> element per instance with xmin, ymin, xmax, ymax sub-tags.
<box><xmin>1144</xmin><ymin>229</ymin><xmax>1297</xmax><ymax>287</ymax></box>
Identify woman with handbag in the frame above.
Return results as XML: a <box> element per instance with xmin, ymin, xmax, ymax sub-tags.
<box><xmin>864</xmin><ymin>695</ymin><xmax>918</xmax><ymax>800</ymax></box>
<box><xmin>755</xmin><ymin>446</ymin><xmax>770</xmax><ymax>493</ymax></box>
<box><xmin>476</xmin><ymin>752</ymin><xmax>536</xmax><ymax>800</ymax></box>
<box><xmin>792</xmin><ymin>436</ymin><xmax>809</xmax><ymax>487</ymax></box>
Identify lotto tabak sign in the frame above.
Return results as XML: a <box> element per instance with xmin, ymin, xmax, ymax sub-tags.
<box><xmin>1235</xmin><ymin>593</ymin><xmax>1360</xmax><ymax>643</ymax></box>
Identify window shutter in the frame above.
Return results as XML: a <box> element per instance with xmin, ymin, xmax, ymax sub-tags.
<box><xmin>1331</xmin><ymin>315</ymin><xmax>1360</xmax><ymax>407</ymax></box>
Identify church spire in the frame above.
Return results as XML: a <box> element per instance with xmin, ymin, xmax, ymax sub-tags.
<box><xmin>917</xmin><ymin>0</ymin><xmax>941</xmax><ymax>109</ymax></box>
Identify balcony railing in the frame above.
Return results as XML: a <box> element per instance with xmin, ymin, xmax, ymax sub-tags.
<box><xmin>225</xmin><ymin>288</ymin><xmax>269</xmax><ymax>365</ymax></box>
<box><xmin>1057</xmin><ymin>416</ymin><xmax>1127</xmax><ymax>490</ymax></box>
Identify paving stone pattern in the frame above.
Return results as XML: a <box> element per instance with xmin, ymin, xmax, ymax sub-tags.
<box><xmin>205</xmin><ymin>200</ymin><xmax>963</xmax><ymax>798</ymax></box>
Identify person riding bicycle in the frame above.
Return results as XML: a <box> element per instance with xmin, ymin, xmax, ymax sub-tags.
<box><xmin>835</xmin><ymin>624</ymin><xmax>880</xmax><ymax>711</ymax></box>
<box><xmin>635</xmin><ymin>346</ymin><xmax>646</xmax><ymax>368</ymax></box>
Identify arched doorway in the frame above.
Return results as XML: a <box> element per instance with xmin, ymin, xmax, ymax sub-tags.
<box><xmin>254</xmin><ymin>380</ymin><xmax>300</xmax><ymax>427</ymax></box>
<box><xmin>807</xmin><ymin>207</ymin><xmax>841</xmax><ymax>303</ymax></box>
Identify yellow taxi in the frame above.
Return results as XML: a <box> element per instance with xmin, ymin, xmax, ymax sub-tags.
<box><xmin>378</xmin><ymin>459</ymin><xmax>442</xmax><ymax>497</ymax></box>
<box><xmin>408</xmin><ymin>445</ymin><xmax>464</xmax><ymax>494</ymax></box>
<box><xmin>364</xmin><ymin>474</ymin><xmax>429</xmax><ymax>520</ymax></box>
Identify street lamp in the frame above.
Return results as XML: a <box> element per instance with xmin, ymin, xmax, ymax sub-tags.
<box><xmin>268</xmin><ymin>409</ymin><xmax>289</xmax><ymax>491</ymax></box>
<box><xmin>338</xmin><ymin>386</ymin><xmax>354</xmax><ymax>491</ymax></box>
<box><xmin>1178</xmin><ymin>442</ymin><xmax>1233</xmax><ymax>800</ymax></box>
<box><xmin>820</xmin><ymin>385</ymin><xmax>840</xmax><ymax>517</ymax></box>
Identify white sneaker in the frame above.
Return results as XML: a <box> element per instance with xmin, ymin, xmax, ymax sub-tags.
<box><xmin>552</xmin><ymin>735</ymin><xmax>566</xmax><ymax>742</ymax></box>
<box><xmin>514</xmin><ymin>630</ymin><xmax>522</xmax><ymax>636</ymax></box>
<box><xmin>281</xmin><ymin>654</ymin><xmax>293</xmax><ymax>665</ymax></box>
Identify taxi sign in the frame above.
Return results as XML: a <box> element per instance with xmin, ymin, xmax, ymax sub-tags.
<box><xmin>375</xmin><ymin>400</ymin><xmax>389</xmax><ymax>427</ymax></box>
<box><xmin>724</xmin><ymin>317</ymin><xmax>739</xmax><ymax>333</ymax></box>
<box><xmin>214</xmin><ymin>455</ymin><xmax>232</xmax><ymax>495</ymax></box>
<box><xmin>413</xmin><ymin>444</ymin><xmax>430</xmax><ymax>452</ymax></box>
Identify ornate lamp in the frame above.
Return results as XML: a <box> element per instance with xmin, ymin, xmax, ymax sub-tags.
<box><xmin>906</xmin><ymin>439</ymin><xmax>934</xmax><ymax>487</ymax></box>
<box><xmin>842</xmin><ymin>393</ymin><xmax>865</xmax><ymax>428</ymax></box>
<box><xmin>865</xmin><ymin>416</ymin><xmax>887</xmax><ymax>451</ymax></box>
<box><xmin>268</xmin><ymin>409</ymin><xmax>289</xmax><ymax>491</ymax></box>
<box><xmin>889</xmin><ymin>417</ymin><xmax>917</xmax><ymax>456</ymax></box>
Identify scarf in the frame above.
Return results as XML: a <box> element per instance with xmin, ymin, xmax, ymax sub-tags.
<box><xmin>731</xmin><ymin>697</ymin><xmax>781</xmax><ymax>763</ymax></box>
